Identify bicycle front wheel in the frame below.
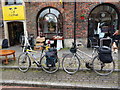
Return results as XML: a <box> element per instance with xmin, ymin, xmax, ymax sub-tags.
<box><xmin>40</xmin><ymin>55</ymin><xmax>60</xmax><ymax>74</ymax></box>
<box><xmin>62</xmin><ymin>53</ymin><xmax>80</xmax><ymax>74</ymax></box>
<box><xmin>18</xmin><ymin>53</ymin><xmax>31</xmax><ymax>73</ymax></box>
<box><xmin>92</xmin><ymin>56</ymin><xmax>115</xmax><ymax>76</ymax></box>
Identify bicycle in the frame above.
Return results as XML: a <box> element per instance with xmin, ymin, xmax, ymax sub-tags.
<box><xmin>18</xmin><ymin>46</ymin><xmax>60</xmax><ymax>74</ymax></box>
<box><xmin>62</xmin><ymin>42</ymin><xmax>115</xmax><ymax>76</ymax></box>
<box><xmin>19</xmin><ymin>34</ymin><xmax>34</xmax><ymax>52</ymax></box>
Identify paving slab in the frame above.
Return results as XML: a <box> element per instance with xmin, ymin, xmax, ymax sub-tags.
<box><xmin>1</xmin><ymin>69</ymin><xmax>120</xmax><ymax>89</ymax></box>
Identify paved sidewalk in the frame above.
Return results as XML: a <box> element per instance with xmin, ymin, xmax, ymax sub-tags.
<box><xmin>0</xmin><ymin>45</ymin><xmax>119</xmax><ymax>68</ymax></box>
<box><xmin>0</xmin><ymin>45</ymin><xmax>120</xmax><ymax>89</ymax></box>
<box><xmin>1</xmin><ymin>69</ymin><xmax>120</xmax><ymax>89</ymax></box>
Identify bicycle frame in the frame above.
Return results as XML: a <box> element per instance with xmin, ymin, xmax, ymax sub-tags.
<box><xmin>25</xmin><ymin>49</ymin><xmax>44</xmax><ymax>67</ymax></box>
<box><xmin>73</xmin><ymin>48</ymin><xmax>98</xmax><ymax>63</ymax></box>
<box><xmin>71</xmin><ymin>41</ymin><xmax>98</xmax><ymax>58</ymax></box>
<box><xmin>21</xmin><ymin>35</ymin><xmax>32</xmax><ymax>52</ymax></box>
<box><xmin>63</xmin><ymin>42</ymin><xmax>115</xmax><ymax>75</ymax></box>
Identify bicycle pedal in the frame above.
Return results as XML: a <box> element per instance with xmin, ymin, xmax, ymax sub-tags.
<box><xmin>85</xmin><ymin>63</ymin><xmax>93</xmax><ymax>69</ymax></box>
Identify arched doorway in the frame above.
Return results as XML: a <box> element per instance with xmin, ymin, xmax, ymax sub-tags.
<box><xmin>88</xmin><ymin>3</ymin><xmax>119</xmax><ymax>47</ymax></box>
<box><xmin>37</xmin><ymin>7</ymin><xmax>63</xmax><ymax>39</ymax></box>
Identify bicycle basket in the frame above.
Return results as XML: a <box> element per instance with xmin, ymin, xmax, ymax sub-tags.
<box><xmin>98</xmin><ymin>46</ymin><xmax>113</xmax><ymax>63</ymax></box>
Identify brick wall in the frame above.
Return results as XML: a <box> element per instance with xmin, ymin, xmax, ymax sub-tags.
<box><xmin>25</xmin><ymin>2</ymin><xmax>120</xmax><ymax>39</ymax></box>
<box><xmin>25</xmin><ymin>2</ymin><xmax>64</xmax><ymax>38</ymax></box>
<box><xmin>76</xmin><ymin>2</ymin><xmax>98</xmax><ymax>38</ymax></box>
<box><xmin>63</xmin><ymin>2</ymin><xmax>74</xmax><ymax>39</ymax></box>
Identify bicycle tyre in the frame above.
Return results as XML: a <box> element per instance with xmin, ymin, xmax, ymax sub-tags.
<box><xmin>92</xmin><ymin>56</ymin><xmax>115</xmax><ymax>76</ymax></box>
<box><xmin>18</xmin><ymin>53</ymin><xmax>31</xmax><ymax>73</ymax></box>
<box><xmin>62</xmin><ymin>53</ymin><xmax>80</xmax><ymax>74</ymax></box>
<box><xmin>40</xmin><ymin>55</ymin><xmax>60</xmax><ymax>74</ymax></box>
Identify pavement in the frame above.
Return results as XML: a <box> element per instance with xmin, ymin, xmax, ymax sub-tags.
<box><xmin>0</xmin><ymin>45</ymin><xmax>120</xmax><ymax>89</ymax></box>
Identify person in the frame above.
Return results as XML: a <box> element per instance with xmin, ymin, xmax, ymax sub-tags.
<box><xmin>113</xmin><ymin>30</ymin><xmax>119</xmax><ymax>35</ymax></box>
<box><xmin>112</xmin><ymin>30</ymin><xmax>120</xmax><ymax>47</ymax></box>
<box><xmin>97</xmin><ymin>22</ymin><xmax>105</xmax><ymax>38</ymax></box>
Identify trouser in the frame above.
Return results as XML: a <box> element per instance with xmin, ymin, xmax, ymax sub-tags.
<box><xmin>112</xmin><ymin>35</ymin><xmax>120</xmax><ymax>47</ymax></box>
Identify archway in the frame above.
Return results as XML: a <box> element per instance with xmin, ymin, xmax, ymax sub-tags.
<box><xmin>87</xmin><ymin>3</ymin><xmax>119</xmax><ymax>47</ymax></box>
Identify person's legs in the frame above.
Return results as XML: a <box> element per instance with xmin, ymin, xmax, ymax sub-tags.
<box><xmin>115</xmin><ymin>35</ymin><xmax>120</xmax><ymax>47</ymax></box>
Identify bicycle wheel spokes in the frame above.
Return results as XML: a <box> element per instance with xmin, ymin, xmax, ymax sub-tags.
<box><xmin>62</xmin><ymin>54</ymin><xmax>80</xmax><ymax>74</ymax></box>
<box><xmin>18</xmin><ymin>53</ymin><xmax>31</xmax><ymax>72</ymax></box>
<box><xmin>40</xmin><ymin>55</ymin><xmax>60</xmax><ymax>73</ymax></box>
<box><xmin>92</xmin><ymin>56</ymin><xmax>115</xmax><ymax>76</ymax></box>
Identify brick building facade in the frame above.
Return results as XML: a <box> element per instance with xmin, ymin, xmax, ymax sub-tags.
<box><xmin>25</xmin><ymin>2</ymin><xmax>120</xmax><ymax>47</ymax></box>
<box><xmin>0</xmin><ymin>1</ymin><xmax>120</xmax><ymax>47</ymax></box>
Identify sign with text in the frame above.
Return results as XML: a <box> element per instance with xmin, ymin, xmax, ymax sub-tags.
<box><xmin>2</xmin><ymin>6</ymin><xmax>26</xmax><ymax>20</ymax></box>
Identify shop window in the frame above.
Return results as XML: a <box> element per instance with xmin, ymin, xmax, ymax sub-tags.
<box><xmin>37</xmin><ymin>7</ymin><xmax>63</xmax><ymax>39</ymax></box>
<box><xmin>87</xmin><ymin>3</ymin><xmax>119</xmax><ymax>48</ymax></box>
<box><xmin>88</xmin><ymin>4</ymin><xmax>119</xmax><ymax>38</ymax></box>
<box><xmin>5</xmin><ymin>0</ymin><xmax>23</xmax><ymax>5</ymax></box>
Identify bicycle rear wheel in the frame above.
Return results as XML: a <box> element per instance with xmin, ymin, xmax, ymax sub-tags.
<box><xmin>62</xmin><ymin>53</ymin><xmax>80</xmax><ymax>74</ymax></box>
<box><xmin>92</xmin><ymin>56</ymin><xmax>115</xmax><ymax>76</ymax></box>
<box><xmin>18</xmin><ymin>53</ymin><xmax>31</xmax><ymax>73</ymax></box>
<box><xmin>40</xmin><ymin>55</ymin><xmax>60</xmax><ymax>73</ymax></box>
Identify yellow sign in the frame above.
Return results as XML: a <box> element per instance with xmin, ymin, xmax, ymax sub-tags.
<box><xmin>2</xmin><ymin>6</ymin><xmax>26</xmax><ymax>20</ymax></box>
<box><xmin>60</xmin><ymin>0</ymin><xmax>62</xmax><ymax>4</ymax></box>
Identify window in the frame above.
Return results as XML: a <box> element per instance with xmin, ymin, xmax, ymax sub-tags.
<box><xmin>88</xmin><ymin>4</ymin><xmax>119</xmax><ymax>38</ymax></box>
<box><xmin>38</xmin><ymin>7</ymin><xmax>63</xmax><ymax>39</ymax></box>
<box><xmin>6</xmin><ymin>0</ymin><xmax>14</xmax><ymax>5</ymax></box>
<box><xmin>5</xmin><ymin>0</ymin><xmax>23</xmax><ymax>5</ymax></box>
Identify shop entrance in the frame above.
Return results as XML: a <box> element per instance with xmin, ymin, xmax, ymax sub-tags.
<box><xmin>88</xmin><ymin>3</ymin><xmax>119</xmax><ymax>47</ymax></box>
<box><xmin>7</xmin><ymin>22</ymin><xmax>24</xmax><ymax>46</ymax></box>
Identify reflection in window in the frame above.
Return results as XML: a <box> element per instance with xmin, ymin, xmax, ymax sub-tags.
<box><xmin>38</xmin><ymin>7</ymin><xmax>63</xmax><ymax>39</ymax></box>
<box><xmin>7</xmin><ymin>0</ymin><xmax>14</xmax><ymax>4</ymax></box>
<box><xmin>89</xmin><ymin>4</ymin><xmax>118</xmax><ymax>38</ymax></box>
<box><xmin>5</xmin><ymin>0</ymin><xmax>23</xmax><ymax>5</ymax></box>
<box><xmin>44</xmin><ymin>14</ymin><xmax>57</xmax><ymax>33</ymax></box>
<box><xmin>39</xmin><ymin>8</ymin><xmax>49</xmax><ymax>17</ymax></box>
<box><xmin>51</xmin><ymin>8</ymin><xmax>60</xmax><ymax>17</ymax></box>
<box><xmin>16</xmin><ymin>0</ymin><xmax>23</xmax><ymax>4</ymax></box>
